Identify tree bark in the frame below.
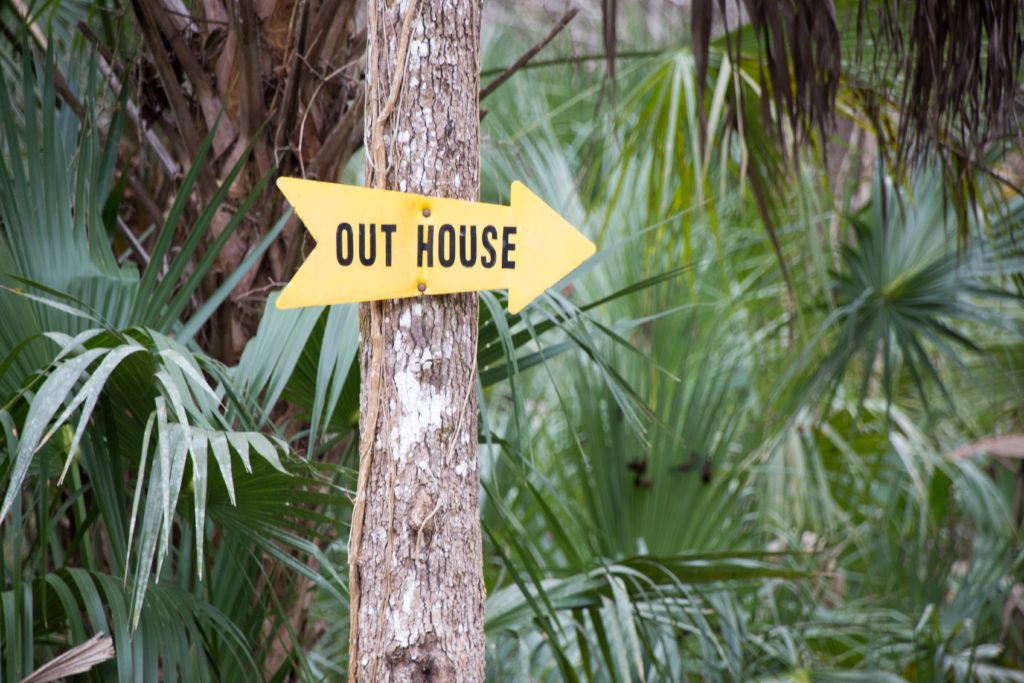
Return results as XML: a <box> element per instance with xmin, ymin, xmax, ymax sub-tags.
<box><xmin>349</xmin><ymin>0</ymin><xmax>485</xmax><ymax>681</ymax></box>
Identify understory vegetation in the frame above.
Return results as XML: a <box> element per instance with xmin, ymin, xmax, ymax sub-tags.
<box><xmin>1</xmin><ymin>1</ymin><xmax>1023</xmax><ymax>681</ymax></box>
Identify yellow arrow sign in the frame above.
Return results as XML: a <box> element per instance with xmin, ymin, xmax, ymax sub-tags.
<box><xmin>275</xmin><ymin>178</ymin><xmax>595</xmax><ymax>314</ymax></box>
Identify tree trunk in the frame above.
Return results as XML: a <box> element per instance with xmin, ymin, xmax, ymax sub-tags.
<box><xmin>349</xmin><ymin>0</ymin><xmax>485</xmax><ymax>681</ymax></box>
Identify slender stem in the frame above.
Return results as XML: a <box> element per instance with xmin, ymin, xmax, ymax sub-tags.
<box><xmin>480</xmin><ymin>48</ymin><xmax>665</xmax><ymax>80</ymax></box>
<box><xmin>479</xmin><ymin>8</ymin><xmax>578</xmax><ymax>101</ymax></box>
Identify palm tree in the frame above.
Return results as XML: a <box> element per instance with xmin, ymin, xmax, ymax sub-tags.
<box><xmin>3</xmin><ymin>0</ymin><xmax>365</xmax><ymax>363</ymax></box>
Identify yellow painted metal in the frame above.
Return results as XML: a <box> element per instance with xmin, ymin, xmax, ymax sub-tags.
<box><xmin>275</xmin><ymin>177</ymin><xmax>596</xmax><ymax>314</ymax></box>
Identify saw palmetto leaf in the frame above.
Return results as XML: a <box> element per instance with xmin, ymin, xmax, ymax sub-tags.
<box><xmin>795</xmin><ymin>170</ymin><xmax>1023</xmax><ymax>415</ymax></box>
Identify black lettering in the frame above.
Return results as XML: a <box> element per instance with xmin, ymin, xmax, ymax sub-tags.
<box><xmin>459</xmin><ymin>225</ymin><xmax>477</xmax><ymax>267</ymax></box>
<box><xmin>381</xmin><ymin>224</ymin><xmax>396</xmax><ymax>266</ymax></box>
<box><xmin>481</xmin><ymin>225</ymin><xmax>497</xmax><ymax>268</ymax></box>
<box><xmin>336</xmin><ymin>222</ymin><xmax>354</xmax><ymax>266</ymax></box>
<box><xmin>438</xmin><ymin>224</ymin><xmax>455</xmax><ymax>267</ymax></box>
<box><xmin>418</xmin><ymin>224</ymin><xmax>433</xmax><ymax>267</ymax></box>
<box><xmin>502</xmin><ymin>226</ymin><xmax>517</xmax><ymax>269</ymax></box>
<box><xmin>358</xmin><ymin>223</ymin><xmax>376</xmax><ymax>266</ymax></box>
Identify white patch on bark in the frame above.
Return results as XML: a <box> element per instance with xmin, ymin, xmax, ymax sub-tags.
<box><xmin>392</xmin><ymin>577</ymin><xmax>419</xmax><ymax>648</ymax></box>
<box><xmin>391</xmin><ymin>341</ymin><xmax>450</xmax><ymax>464</ymax></box>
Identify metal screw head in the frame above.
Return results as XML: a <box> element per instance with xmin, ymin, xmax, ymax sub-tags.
<box><xmin>417</xmin><ymin>283</ymin><xmax>427</xmax><ymax>293</ymax></box>
<box><xmin>422</xmin><ymin>208</ymin><xmax>431</xmax><ymax>218</ymax></box>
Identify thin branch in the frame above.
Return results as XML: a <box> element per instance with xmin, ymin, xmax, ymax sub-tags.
<box><xmin>75</xmin><ymin>22</ymin><xmax>180</xmax><ymax>176</ymax></box>
<box><xmin>273</xmin><ymin>0</ymin><xmax>310</xmax><ymax>161</ymax></box>
<box><xmin>309</xmin><ymin>83</ymin><xmax>363</xmax><ymax>177</ymax></box>
<box><xmin>117</xmin><ymin>216</ymin><xmax>151</xmax><ymax>264</ymax></box>
<box><xmin>479</xmin><ymin>8</ymin><xmax>578</xmax><ymax>102</ymax></box>
<box><xmin>3</xmin><ymin>18</ymin><xmax>169</xmax><ymax>244</ymax></box>
<box><xmin>11</xmin><ymin>6</ymin><xmax>181</xmax><ymax>177</ymax></box>
<box><xmin>155</xmin><ymin>7</ymin><xmax>227</xmax><ymax>26</ymax></box>
<box><xmin>479</xmin><ymin>48</ymin><xmax>665</xmax><ymax>79</ymax></box>
<box><xmin>307</xmin><ymin>0</ymin><xmax>356</xmax><ymax>68</ymax></box>
<box><xmin>367</xmin><ymin>0</ymin><xmax>420</xmax><ymax>187</ymax></box>
<box><xmin>232</xmin><ymin>0</ymin><xmax>272</xmax><ymax>175</ymax></box>
<box><xmin>297</xmin><ymin>58</ymin><xmax>360</xmax><ymax>178</ymax></box>
<box><xmin>602</xmin><ymin>0</ymin><xmax>617</xmax><ymax>81</ymax></box>
<box><xmin>132</xmin><ymin>0</ymin><xmax>207</xmax><ymax>175</ymax></box>
<box><xmin>143</xmin><ymin>0</ymin><xmax>235</xmax><ymax>155</ymax></box>
<box><xmin>76</xmin><ymin>22</ymin><xmax>123</xmax><ymax>80</ymax></box>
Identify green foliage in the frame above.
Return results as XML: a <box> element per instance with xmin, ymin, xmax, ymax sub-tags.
<box><xmin>0</xmin><ymin>46</ymin><xmax>339</xmax><ymax>680</ymax></box>
<box><xmin>469</xmin><ymin>17</ymin><xmax>1024</xmax><ymax>679</ymax></box>
<box><xmin>2</xmin><ymin>5</ymin><xmax>1023</xmax><ymax>682</ymax></box>
<box><xmin>797</xmin><ymin>172</ymin><xmax>1024</xmax><ymax>414</ymax></box>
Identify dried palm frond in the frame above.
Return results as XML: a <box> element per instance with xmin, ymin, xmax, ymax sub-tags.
<box><xmin>691</xmin><ymin>0</ymin><xmax>1024</xmax><ymax>165</ymax></box>
<box><xmin>879</xmin><ymin>0</ymin><xmax>1024</xmax><ymax>162</ymax></box>
<box><xmin>692</xmin><ymin>0</ymin><xmax>841</xmax><ymax>152</ymax></box>
<box><xmin>121</xmin><ymin>0</ymin><xmax>364</xmax><ymax>361</ymax></box>
<box><xmin>21</xmin><ymin>634</ymin><xmax>115</xmax><ymax>683</ymax></box>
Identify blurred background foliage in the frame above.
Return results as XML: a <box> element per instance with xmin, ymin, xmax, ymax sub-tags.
<box><xmin>1</xmin><ymin>0</ymin><xmax>1023</xmax><ymax>681</ymax></box>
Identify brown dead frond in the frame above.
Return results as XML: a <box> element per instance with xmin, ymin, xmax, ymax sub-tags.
<box><xmin>121</xmin><ymin>0</ymin><xmax>365</xmax><ymax>361</ymax></box>
<box><xmin>882</xmin><ymin>0</ymin><xmax>1024</xmax><ymax>163</ymax></box>
<box><xmin>691</xmin><ymin>0</ymin><xmax>1024</xmax><ymax>164</ymax></box>
<box><xmin>692</xmin><ymin>0</ymin><xmax>841</xmax><ymax>154</ymax></box>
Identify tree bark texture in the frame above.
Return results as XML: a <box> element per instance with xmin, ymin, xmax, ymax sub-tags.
<box><xmin>349</xmin><ymin>0</ymin><xmax>485</xmax><ymax>681</ymax></box>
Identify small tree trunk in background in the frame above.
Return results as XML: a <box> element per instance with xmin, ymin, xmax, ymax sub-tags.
<box><xmin>349</xmin><ymin>0</ymin><xmax>485</xmax><ymax>681</ymax></box>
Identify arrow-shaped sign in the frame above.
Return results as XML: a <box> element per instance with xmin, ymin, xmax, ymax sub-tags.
<box><xmin>275</xmin><ymin>178</ymin><xmax>595</xmax><ymax>314</ymax></box>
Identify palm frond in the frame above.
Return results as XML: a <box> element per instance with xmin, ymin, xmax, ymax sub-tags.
<box><xmin>792</xmin><ymin>168</ymin><xmax>1023</xmax><ymax>415</ymax></box>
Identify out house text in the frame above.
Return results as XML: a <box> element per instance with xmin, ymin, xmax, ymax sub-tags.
<box><xmin>335</xmin><ymin>222</ymin><xmax>518</xmax><ymax>270</ymax></box>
